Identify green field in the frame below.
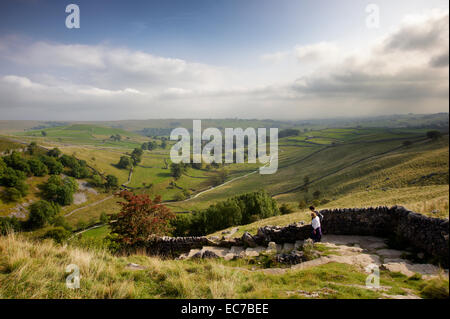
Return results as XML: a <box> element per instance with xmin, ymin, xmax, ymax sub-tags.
<box><xmin>1</xmin><ymin>116</ymin><xmax>449</xmax><ymax>300</ymax></box>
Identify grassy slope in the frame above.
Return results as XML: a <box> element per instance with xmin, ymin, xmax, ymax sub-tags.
<box><xmin>1</xmin><ymin>233</ymin><xmax>446</xmax><ymax>299</ymax></box>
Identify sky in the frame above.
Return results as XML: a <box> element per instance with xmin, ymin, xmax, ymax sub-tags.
<box><xmin>0</xmin><ymin>0</ymin><xmax>448</xmax><ymax>120</ymax></box>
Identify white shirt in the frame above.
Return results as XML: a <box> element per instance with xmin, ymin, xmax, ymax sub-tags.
<box><xmin>311</xmin><ymin>216</ymin><xmax>321</xmax><ymax>230</ymax></box>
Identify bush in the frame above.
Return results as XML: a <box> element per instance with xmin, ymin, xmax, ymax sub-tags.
<box><xmin>110</xmin><ymin>191</ymin><xmax>175</xmax><ymax>246</ymax></box>
<box><xmin>99</xmin><ymin>212</ymin><xmax>109</xmax><ymax>224</ymax></box>
<box><xmin>4</xmin><ymin>187</ymin><xmax>23</xmax><ymax>202</ymax></box>
<box><xmin>28</xmin><ymin>158</ymin><xmax>48</xmax><ymax>177</ymax></box>
<box><xmin>0</xmin><ymin>216</ymin><xmax>22</xmax><ymax>235</ymax></box>
<box><xmin>42</xmin><ymin>227</ymin><xmax>71</xmax><ymax>243</ymax></box>
<box><xmin>40</xmin><ymin>175</ymin><xmax>78</xmax><ymax>206</ymax></box>
<box><xmin>173</xmin><ymin>190</ymin><xmax>279</xmax><ymax>236</ymax></box>
<box><xmin>3</xmin><ymin>151</ymin><xmax>31</xmax><ymax>175</ymax></box>
<box><xmin>47</xmin><ymin>148</ymin><xmax>62</xmax><ymax>158</ymax></box>
<box><xmin>105</xmin><ymin>174</ymin><xmax>119</xmax><ymax>190</ymax></box>
<box><xmin>117</xmin><ymin>156</ymin><xmax>131</xmax><ymax>169</ymax></box>
<box><xmin>90</xmin><ymin>174</ymin><xmax>104</xmax><ymax>188</ymax></box>
<box><xmin>420</xmin><ymin>278</ymin><xmax>449</xmax><ymax>299</ymax></box>
<box><xmin>279</xmin><ymin>203</ymin><xmax>294</xmax><ymax>215</ymax></box>
<box><xmin>52</xmin><ymin>215</ymin><xmax>73</xmax><ymax>231</ymax></box>
<box><xmin>426</xmin><ymin>130</ymin><xmax>443</xmax><ymax>141</ymax></box>
<box><xmin>40</xmin><ymin>156</ymin><xmax>64</xmax><ymax>175</ymax></box>
<box><xmin>27</xmin><ymin>200</ymin><xmax>60</xmax><ymax>229</ymax></box>
<box><xmin>298</xmin><ymin>200</ymin><xmax>307</xmax><ymax>209</ymax></box>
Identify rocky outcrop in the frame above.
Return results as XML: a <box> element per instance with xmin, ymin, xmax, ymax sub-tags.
<box><xmin>320</xmin><ymin>206</ymin><xmax>449</xmax><ymax>267</ymax></box>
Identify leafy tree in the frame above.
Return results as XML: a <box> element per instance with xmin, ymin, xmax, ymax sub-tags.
<box><xmin>131</xmin><ymin>148</ymin><xmax>143</xmax><ymax>165</ymax></box>
<box><xmin>28</xmin><ymin>158</ymin><xmax>48</xmax><ymax>176</ymax></box>
<box><xmin>47</xmin><ymin>148</ymin><xmax>62</xmax><ymax>158</ymax></box>
<box><xmin>27</xmin><ymin>142</ymin><xmax>40</xmax><ymax>155</ymax></box>
<box><xmin>41</xmin><ymin>175</ymin><xmax>78</xmax><ymax>206</ymax></box>
<box><xmin>1</xmin><ymin>167</ymin><xmax>26</xmax><ymax>187</ymax></box>
<box><xmin>41</xmin><ymin>131</ymin><xmax>47</xmax><ymax>137</ymax></box>
<box><xmin>27</xmin><ymin>200</ymin><xmax>60</xmax><ymax>229</ymax></box>
<box><xmin>100</xmin><ymin>212</ymin><xmax>109</xmax><ymax>224</ymax></box>
<box><xmin>42</xmin><ymin>227</ymin><xmax>71</xmax><ymax>243</ymax></box>
<box><xmin>110</xmin><ymin>191</ymin><xmax>175</xmax><ymax>245</ymax></box>
<box><xmin>105</xmin><ymin>174</ymin><xmax>119</xmax><ymax>190</ymax></box>
<box><xmin>161</xmin><ymin>140</ymin><xmax>167</xmax><ymax>149</ymax></box>
<box><xmin>110</xmin><ymin>134</ymin><xmax>121</xmax><ymax>141</ymax></box>
<box><xmin>0</xmin><ymin>157</ymin><xmax>6</xmax><ymax>178</ymax></box>
<box><xmin>173</xmin><ymin>191</ymin><xmax>279</xmax><ymax>236</ymax></box>
<box><xmin>59</xmin><ymin>154</ymin><xmax>78</xmax><ymax>168</ymax></box>
<box><xmin>426</xmin><ymin>130</ymin><xmax>443</xmax><ymax>141</ymax></box>
<box><xmin>170</xmin><ymin>163</ymin><xmax>183</xmax><ymax>180</ymax></box>
<box><xmin>52</xmin><ymin>215</ymin><xmax>72</xmax><ymax>231</ymax></box>
<box><xmin>41</xmin><ymin>156</ymin><xmax>64</xmax><ymax>175</ymax></box>
<box><xmin>117</xmin><ymin>156</ymin><xmax>132</xmax><ymax>169</ymax></box>
<box><xmin>90</xmin><ymin>174</ymin><xmax>104</xmax><ymax>187</ymax></box>
<box><xmin>4</xmin><ymin>187</ymin><xmax>23</xmax><ymax>202</ymax></box>
<box><xmin>3</xmin><ymin>151</ymin><xmax>31</xmax><ymax>175</ymax></box>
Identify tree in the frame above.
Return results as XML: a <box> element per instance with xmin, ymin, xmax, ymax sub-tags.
<box><xmin>27</xmin><ymin>142</ymin><xmax>39</xmax><ymax>155</ymax></box>
<box><xmin>28</xmin><ymin>158</ymin><xmax>48</xmax><ymax>177</ymax></box>
<box><xmin>47</xmin><ymin>148</ymin><xmax>62</xmax><ymax>158</ymax></box>
<box><xmin>170</xmin><ymin>163</ymin><xmax>182</xmax><ymax>180</ymax></box>
<box><xmin>117</xmin><ymin>156</ymin><xmax>131</xmax><ymax>169</ymax></box>
<box><xmin>42</xmin><ymin>227</ymin><xmax>71</xmax><ymax>243</ymax></box>
<box><xmin>3</xmin><ymin>151</ymin><xmax>31</xmax><ymax>175</ymax></box>
<box><xmin>90</xmin><ymin>174</ymin><xmax>104</xmax><ymax>187</ymax></box>
<box><xmin>105</xmin><ymin>174</ymin><xmax>119</xmax><ymax>190</ymax></box>
<box><xmin>131</xmin><ymin>148</ymin><xmax>143</xmax><ymax>165</ymax></box>
<box><xmin>27</xmin><ymin>200</ymin><xmax>60</xmax><ymax>229</ymax></box>
<box><xmin>110</xmin><ymin>134</ymin><xmax>121</xmax><ymax>141</ymax></box>
<box><xmin>110</xmin><ymin>191</ymin><xmax>175</xmax><ymax>245</ymax></box>
<box><xmin>161</xmin><ymin>140</ymin><xmax>167</xmax><ymax>149</ymax></box>
<box><xmin>4</xmin><ymin>187</ymin><xmax>23</xmax><ymax>202</ymax></box>
<box><xmin>41</xmin><ymin>156</ymin><xmax>64</xmax><ymax>175</ymax></box>
<box><xmin>100</xmin><ymin>212</ymin><xmax>109</xmax><ymax>224</ymax></box>
<box><xmin>41</xmin><ymin>131</ymin><xmax>47</xmax><ymax>137</ymax></box>
<box><xmin>0</xmin><ymin>158</ymin><xmax>7</xmax><ymax>182</ymax></box>
<box><xmin>41</xmin><ymin>175</ymin><xmax>78</xmax><ymax>206</ymax></box>
<box><xmin>426</xmin><ymin>130</ymin><xmax>443</xmax><ymax>141</ymax></box>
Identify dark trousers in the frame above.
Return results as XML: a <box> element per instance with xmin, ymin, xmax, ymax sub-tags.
<box><xmin>311</xmin><ymin>227</ymin><xmax>322</xmax><ymax>242</ymax></box>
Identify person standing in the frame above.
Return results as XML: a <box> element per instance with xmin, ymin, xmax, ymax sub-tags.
<box><xmin>309</xmin><ymin>206</ymin><xmax>322</xmax><ymax>242</ymax></box>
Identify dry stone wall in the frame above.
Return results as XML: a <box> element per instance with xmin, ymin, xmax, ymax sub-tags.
<box><xmin>139</xmin><ymin>206</ymin><xmax>449</xmax><ymax>267</ymax></box>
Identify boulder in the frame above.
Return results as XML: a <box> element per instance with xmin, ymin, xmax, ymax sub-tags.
<box><xmin>242</xmin><ymin>232</ymin><xmax>257</xmax><ymax>248</ymax></box>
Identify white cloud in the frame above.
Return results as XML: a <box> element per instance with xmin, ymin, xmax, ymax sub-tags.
<box><xmin>0</xmin><ymin>10</ymin><xmax>448</xmax><ymax>120</ymax></box>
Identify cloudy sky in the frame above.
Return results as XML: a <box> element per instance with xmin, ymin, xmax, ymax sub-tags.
<box><xmin>0</xmin><ymin>0</ymin><xmax>448</xmax><ymax>120</ymax></box>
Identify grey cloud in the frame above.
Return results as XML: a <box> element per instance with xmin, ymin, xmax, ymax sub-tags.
<box><xmin>430</xmin><ymin>51</ymin><xmax>449</xmax><ymax>68</ymax></box>
<box><xmin>383</xmin><ymin>13</ymin><xmax>448</xmax><ymax>52</ymax></box>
